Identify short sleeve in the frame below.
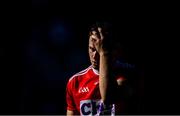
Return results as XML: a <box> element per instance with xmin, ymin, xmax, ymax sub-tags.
<box><xmin>66</xmin><ymin>80</ymin><xmax>76</xmax><ymax>111</ymax></box>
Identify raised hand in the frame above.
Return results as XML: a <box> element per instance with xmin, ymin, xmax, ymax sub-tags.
<box><xmin>90</xmin><ymin>27</ymin><xmax>112</xmax><ymax>55</ymax></box>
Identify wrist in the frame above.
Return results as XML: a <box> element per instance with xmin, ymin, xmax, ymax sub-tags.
<box><xmin>99</xmin><ymin>51</ymin><xmax>111</xmax><ymax>56</ymax></box>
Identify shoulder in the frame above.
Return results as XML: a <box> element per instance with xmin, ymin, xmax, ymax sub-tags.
<box><xmin>68</xmin><ymin>65</ymin><xmax>92</xmax><ymax>83</ymax></box>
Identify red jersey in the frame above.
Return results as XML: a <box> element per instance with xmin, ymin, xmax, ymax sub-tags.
<box><xmin>66</xmin><ymin>65</ymin><xmax>125</xmax><ymax>115</ymax></box>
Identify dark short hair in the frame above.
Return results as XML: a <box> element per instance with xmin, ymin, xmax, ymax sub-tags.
<box><xmin>88</xmin><ymin>21</ymin><xmax>123</xmax><ymax>51</ymax></box>
<box><xmin>89</xmin><ymin>21</ymin><xmax>114</xmax><ymax>39</ymax></box>
<box><xmin>90</xmin><ymin>21</ymin><xmax>113</xmax><ymax>32</ymax></box>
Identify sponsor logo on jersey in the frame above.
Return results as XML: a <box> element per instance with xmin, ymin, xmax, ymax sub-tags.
<box><xmin>80</xmin><ymin>100</ymin><xmax>101</xmax><ymax>116</ymax></box>
<box><xmin>80</xmin><ymin>100</ymin><xmax>115</xmax><ymax>116</ymax></box>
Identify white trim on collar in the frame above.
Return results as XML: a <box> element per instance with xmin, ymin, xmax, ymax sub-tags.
<box><xmin>92</xmin><ymin>66</ymin><xmax>99</xmax><ymax>75</ymax></box>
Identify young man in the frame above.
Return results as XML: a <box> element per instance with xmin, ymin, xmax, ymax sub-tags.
<box><xmin>66</xmin><ymin>22</ymin><xmax>138</xmax><ymax>115</ymax></box>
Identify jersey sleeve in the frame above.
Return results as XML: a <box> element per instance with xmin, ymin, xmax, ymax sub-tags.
<box><xmin>66</xmin><ymin>79</ymin><xmax>76</xmax><ymax>111</ymax></box>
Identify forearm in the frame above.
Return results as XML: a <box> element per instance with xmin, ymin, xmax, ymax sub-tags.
<box><xmin>67</xmin><ymin>110</ymin><xmax>74</xmax><ymax>116</ymax></box>
<box><xmin>99</xmin><ymin>52</ymin><xmax>115</xmax><ymax>104</ymax></box>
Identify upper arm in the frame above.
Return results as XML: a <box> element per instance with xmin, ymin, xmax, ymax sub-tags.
<box><xmin>66</xmin><ymin>81</ymin><xmax>74</xmax><ymax>116</ymax></box>
<box><xmin>66</xmin><ymin>80</ymin><xmax>77</xmax><ymax>113</ymax></box>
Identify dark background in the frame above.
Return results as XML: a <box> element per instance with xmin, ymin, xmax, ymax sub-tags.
<box><xmin>0</xmin><ymin>1</ymin><xmax>147</xmax><ymax>114</ymax></box>
<box><xmin>1</xmin><ymin>1</ymin><xmax>179</xmax><ymax>114</ymax></box>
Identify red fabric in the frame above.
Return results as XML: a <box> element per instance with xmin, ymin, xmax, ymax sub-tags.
<box><xmin>66</xmin><ymin>65</ymin><xmax>126</xmax><ymax>115</ymax></box>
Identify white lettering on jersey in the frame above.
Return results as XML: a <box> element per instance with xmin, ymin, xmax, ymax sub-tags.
<box><xmin>78</xmin><ymin>87</ymin><xmax>89</xmax><ymax>93</ymax></box>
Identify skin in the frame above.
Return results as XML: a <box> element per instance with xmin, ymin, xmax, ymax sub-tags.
<box><xmin>66</xmin><ymin>110</ymin><xmax>73</xmax><ymax>116</ymax></box>
<box><xmin>88</xmin><ymin>33</ymin><xmax>100</xmax><ymax>70</ymax></box>
<box><xmin>90</xmin><ymin>27</ymin><xmax>116</xmax><ymax>105</ymax></box>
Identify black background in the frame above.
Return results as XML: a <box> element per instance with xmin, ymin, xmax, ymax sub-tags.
<box><xmin>0</xmin><ymin>0</ymin><xmax>179</xmax><ymax>115</ymax></box>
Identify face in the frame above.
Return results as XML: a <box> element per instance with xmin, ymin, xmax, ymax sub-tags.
<box><xmin>88</xmin><ymin>37</ymin><xmax>99</xmax><ymax>69</ymax></box>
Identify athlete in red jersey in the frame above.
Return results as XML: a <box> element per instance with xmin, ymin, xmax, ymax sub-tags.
<box><xmin>66</xmin><ymin>65</ymin><xmax>126</xmax><ymax>115</ymax></box>
<box><xmin>66</xmin><ymin>21</ymin><xmax>137</xmax><ymax>115</ymax></box>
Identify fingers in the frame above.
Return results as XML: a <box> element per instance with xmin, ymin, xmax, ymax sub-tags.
<box><xmin>92</xmin><ymin>30</ymin><xmax>98</xmax><ymax>36</ymax></box>
<box><xmin>98</xmin><ymin>27</ymin><xmax>104</xmax><ymax>40</ymax></box>
<box><xmin>89</xmin><ymin>34</ymin><xmax>98</xmax><ymax>44</ymax></box>
<box><xmin>91</xmin><ymin>27</ymin><xmax>104</xmax><ymax>40</ymax></box>
<box><xmin>92</xmin><ymin>30</ymin><xmax>101</xmax><ymax>39</ymax></box>
<box><xmin>90</xmin><ymin>31</ymin><xmax>99</xmax><ymax>42</ymax></box>
<box><xmin>90</xmin><ymin>27</ymin><xmax>105</xmax><ymax>45</ymax></box>
<box><xmin>91</xmin><ymin>35</ymin><xmax>97</xmax><ymax>40</ymax></box>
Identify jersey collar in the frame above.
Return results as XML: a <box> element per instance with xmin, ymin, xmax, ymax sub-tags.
<box><xmin>91</xmin><ymin>66</ymin><xmax>99</xmax><ymax>75</ymax></box>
